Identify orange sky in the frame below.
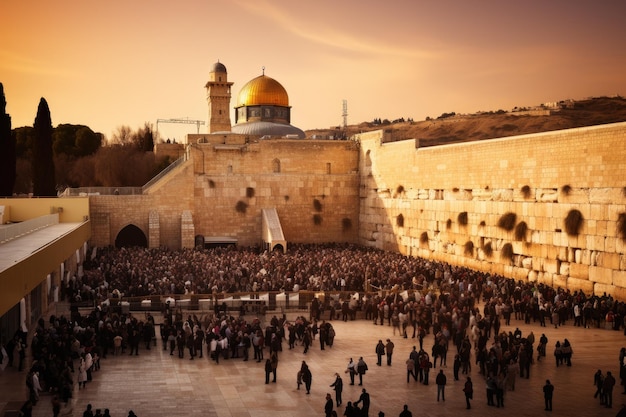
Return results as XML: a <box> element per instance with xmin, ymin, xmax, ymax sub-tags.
<box><xmin>2</xmin><ymin>0</ymin><xmax>626</xmax><ymax>142</ymax></box>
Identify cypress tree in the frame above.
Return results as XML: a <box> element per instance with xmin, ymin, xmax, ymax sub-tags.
<box><xmin>0</xmin><ymin>83</ymin><xmax>16</xmax><ymax>196</ymax></box>
<box><xmin>32</xmin><ymin>97</ymin><xmax>56</xmax><ymax>196</ymax></box>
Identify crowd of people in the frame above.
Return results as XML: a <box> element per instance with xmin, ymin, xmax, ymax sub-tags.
<box><xmin>4</xmin><ymin>242</ymin><xmax>626</xmax><ymax>416</ymax></box>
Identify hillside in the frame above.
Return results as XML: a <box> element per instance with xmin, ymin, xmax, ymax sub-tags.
<box><xmin>306</xmin><ymin>96</ymin><xmax>626</xmax><ymax>146</ymax></box>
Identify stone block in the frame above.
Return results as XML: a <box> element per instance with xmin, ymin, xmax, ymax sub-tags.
<box><xmin>543</xmin><ymin>259</ymin><xmax>559</xmax><ymax>274</ymax></box>
<box><xmin>553</xmin><ymin>274</ymin><xmax>568</xmax><ymax>290</ymax></box>
<box><xmin>559</xmin><ymin>262</ymin><xmax>570</xmax><ymax>276</ymax></box>
<box><xmin>613</xmin><ymin>270</ymin><xmax>626</xmax><ymax>289</ymax></box>
<box><xmin>589</xmin><ymin>266</ymin><xmax>613</xmax><ymax>285</ymax></box>
<box><xmin>597</xmin><ymin>252</ymin><xmax>621</xmax><ymax>269</ymax></box>
<box><xmin>569</xmin><ymin>263</ymin><xmax>589</xmax><ymax>280</ymax></box>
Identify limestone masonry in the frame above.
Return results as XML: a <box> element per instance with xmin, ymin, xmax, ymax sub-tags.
<box><xmin>86</xmin><ymin>121</ymin><xmax>626</xmax><ymax>299</ymax></box>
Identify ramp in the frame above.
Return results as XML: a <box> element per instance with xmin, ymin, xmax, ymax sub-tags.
<box><xmin>261</xmin><ymin>208</ymin><xmax>286</xmax><ymax>253</ymax></box>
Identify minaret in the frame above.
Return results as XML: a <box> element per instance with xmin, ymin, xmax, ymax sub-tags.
<box><xmin>205</xmin><ymin>61</ymin><xmax>234</xmax><ymax>133</ymax></box>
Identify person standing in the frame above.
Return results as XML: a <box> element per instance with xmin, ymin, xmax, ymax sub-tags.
<box><xmin>264</xmin><ymin>359</ymin><xmax>272</xmax><ymax>384</ymax></box>
<box><xmin>376</xmin><ymin>340</ymin><xmax>385</xmax><ymax>366</ymax></box>
<box><xmin>543</xmin><ymin>379</ymin><xmax>554</xmax><ymax>411</ymax></box>
<box><xmin>385</xmin><ymin>339</ymin><xmax>394</xmax><ymax>366</ymax></box>
<box><xmin>346</xmin><ymin>358</ymin><xmax>356</xmax><ymax>385</ymax></box>
<box><xmin>436</xmin><ymin>369</ymin><xmax>447</xmax><ymax>402</ymax></box>
<box><xmin>593</xmin><ymin>369</ymin><xmax>604</xmax><ymax>403</ymax></box>
<box><xmin>406</xmin><ymin>356</ymin><xmax>416</xmax><ymax>383</ymax></box>
<box><xmin>354</xmin><ymin>388</ymin><xmax>370</xmax><ymax>417</ymax></box>
<box><xmin>270</xmin><ymin>351</ymin><xmax>278</xmax><ymax>383</ymax></box>
<box><xmin>51</xmin><ymin>395</ymin><xmax>61</xmax><ymax>417</ymax></box>
<box><xmin>330</xmin><ymin>373</ymin><xmax>343</xmax><ymax>407</ymax></box>
<box><xmin>398</xmin><ymin>404</ymin><xmax>412</xmax><ymax>417</ymax></box>
<box><xmin>325</xmin><ymin>393</ymin><xmax>334</xmax><ymax>417</ymax></box>
<box><xmin>603</xmin><ymin>371</ymin><xmax>616</xmax><ymax>408</ymax></box>
<box><xmin>357</xmin><ymin>357</ymin><xmax>368</xmax><ymax>386</ymax></box>
<box><xmin>463</xmin><ymin>377</ymin><xmax>473</xmax><ymax>409</ymax></box>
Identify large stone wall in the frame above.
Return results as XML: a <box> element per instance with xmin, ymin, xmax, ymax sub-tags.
<box><xmin>357</xmin><ymin>122</ymin><xmax>626</xmax><ymax>299</ymax></box>
<box><xmin>89</xmin><ymin>139</ymin><xmax>361</xmax><ymax>249</ymax></box>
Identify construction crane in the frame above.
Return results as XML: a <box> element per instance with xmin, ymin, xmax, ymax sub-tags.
<box><xmin>156</xmin><ymin>118</ymin><xmax>205</xmax><ymax>142</ymax></box>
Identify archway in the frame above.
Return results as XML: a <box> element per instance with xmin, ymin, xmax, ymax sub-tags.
<box><xmin>115</xmin><ymin>224</ymin><xmax>147</xmax><ymax>248</ymax></box>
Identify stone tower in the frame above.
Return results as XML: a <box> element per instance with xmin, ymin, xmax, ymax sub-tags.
<box><xmin>205</xmin><ymin>61</ymin><xmax>234</xmax><ymax>133</ymax></box>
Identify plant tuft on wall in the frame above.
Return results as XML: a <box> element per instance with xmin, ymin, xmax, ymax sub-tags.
<box><xmin>561</xmin><ymin>184</ymin><xmax>572</xmax><ymax>196</ymax></box>
<box><xmin>464</xmin><ymin>240</ymin><xmax>474</xmax><ymax>256</ymax></box>
<box><xmin>483</xmin><ymin>241</ymin><xmax>493</xmax><ymax>257</ymax></box>
<box><xmin>458</xmin><ymin>211</ymin><xmax>468</xmax><ymax>226</ymax></box>
<box><xmin>313</xmin><ymin>199</ymin><xmax>323</xmax><ymax>212</ymax></box>
<box><xmin>521</xmin><ymin>185</ymin><xmax>532</xmax><ymax>199</ymax></box>
<box><xmin>452</xmin><ymin>187</ymin><xmax>460</xmax><ymax>193</ymax></box>
<box><xmin>446</xmin><ymin>218</ymin><xmax>452</xmax><ymax>230</ymax></box>
<box><xmin>235</xmin><ymin>200</ymin><xmax>248</xmax><ymax>214</ymax></box>
<box><xmin>313</xmin><ymin>214</ymin><xmax>322</xmax><ymax>225</ymax></box>
<box><xmin>246</xmin><ymin>187</ymin><xmax>255</xmax><ymax>198</ymax></box>
<box><xmin>208</xmin><ymin>179</ymin><xmax>215</xmax><ymax>188</ymax></box>
<box><xmin>342</xmin><ymin>218</ymin><xmax>352</xmax><ymax>231</ymax></box>
<box><xmin>617</xmin><ymin>213</ymin><xmax>626</xmax><ymax>241</ymax></box>
<box><xmin>501</xmin><ymin>242</ymin><xmax>513</xmax><ymax>261</ymax></box>
<box><xmin>479</xmin><ymin>220</ymin><xmax>486</xmax><ymax>227</ymax></box>
<box><xmin>497</xmin><ymin>212</ymin><xmax>517</xmax><ymax>231</ymax></box>
<box><xmin>564</xmin><ymin>209</ymin><xmax>584</xmax><ymax>236</ymax></box>
<box><xmin>396</xmin><ymin>185</ymin><xmax>405</xmax><ymax>197</ymax></box>
<box><xmin>420</xmin><ymin>231</ymin><xmax>429</xmax><ymax>245</ymax></box>
<box><xmin>397</xmin><ymin>214</ymin><xmax>404</xmax><ymax>228</ymax></box>
<box><xmin>514</xmin><ymin>221</ymin><xmax>528</xmax><ymax>241</ymax></box>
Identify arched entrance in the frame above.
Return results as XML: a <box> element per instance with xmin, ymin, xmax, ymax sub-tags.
<box><xmin>115</xmin><ymin>224</ymin><xmax>147</xmax><ymax>248</ymax></box>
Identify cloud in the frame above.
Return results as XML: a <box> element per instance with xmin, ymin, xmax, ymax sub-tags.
<box><xmin>234</xmin><ymin>0</ymin><xmax>438</xmax><ymax>60</ymax></box>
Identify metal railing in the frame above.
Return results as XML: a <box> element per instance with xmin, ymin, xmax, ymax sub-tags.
<box><xmin>142</xmin><ymin>153</ymin><xmax>187</xmax><ymax>193</ymax></box>
<box><xmin>0</xmin><ymin>213</ymin><xmax>59</xmax><ymax>243</ymax></box>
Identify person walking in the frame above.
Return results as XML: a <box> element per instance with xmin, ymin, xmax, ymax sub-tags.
<box><xmin>436</xmin><ymin>369</ymin><xmax>447</xmax><ymax>402</ymax></box>
<box><xmin>385</xmin><ymin>339</ymin><xmax>394</xmax><ymax>366</ymax></box>
<box><xmin>593</xmin><ymin>369</ymin><xmax>604</xmax><ymax>403</ymax></box>
<box><xmin>301</xmin><ymin>361</ymin><xmax>313</xmax><ymax>394</ymax></box>
<box><xmin>376</xmin><ymin>340</ymin><xmax>385</xmax><ymax>366</ymax></box>
<box><xmin>354</xmin><ymin>388</ymin><xmax>370</xmax><ymax>417</ymax></box>
<box><xmin>325</xmin><ymin>393</ymin><xmax>334</xmax><ymax>417</ymax></box>
<box><xmin>463</xmin><ymin>377</ymin><xmax>473</xmax><ymax>409</ymax></box>
<box><xmin>543</xmin><ymin>379</ymin><xmax>554</xmax><ymax>411</ymax></box>
<box><xmin>330</xmin><ymin>373</ymin><xmax>343</xmax><ymax>407</ymax></box>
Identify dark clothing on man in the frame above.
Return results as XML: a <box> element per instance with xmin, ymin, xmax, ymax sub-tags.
<box><xmin>543</xmin><ymin>380</ymin><xmax>554</xmax><ymax>411</ymax></box>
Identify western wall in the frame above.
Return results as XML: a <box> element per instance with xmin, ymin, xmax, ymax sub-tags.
<box><xmin>357</xmin><ymin>121</ymin><xmax>626</xmax><ymax>299</ymax></box>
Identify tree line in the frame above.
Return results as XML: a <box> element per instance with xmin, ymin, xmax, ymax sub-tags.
<box><xmin>0</xmin><ymin>83</ymin><xmax>172</xmax><ymax>197</ymax></box>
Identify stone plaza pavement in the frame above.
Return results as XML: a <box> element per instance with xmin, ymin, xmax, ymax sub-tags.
<box><xmin>2</xmin><ymin>306</ymin><xmax>626</xmax><ymax>417</ymax></box>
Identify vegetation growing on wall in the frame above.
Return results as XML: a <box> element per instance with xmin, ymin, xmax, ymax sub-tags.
<box><xmin>452</xmin><ymin>187</ymin><xmax>460</xmax><ymax>193</ymax></box>
<box><xmin>561</xmin><ymin>184</ymin><xmax>572</xmax><ymax>195</ymax></box>
<box><xmin>397</xmin><ymin>213</ymin><xmax>404</xmax><ymax>227</ymax></box>
<box><xmin>483</xmin><ymin>241</ymin><xmax>493</xmax><ymax>257</ymax></box>
<box><xmin>395</xmin><ymin>185</ymin><xmax>405</xmax><ymax>197</ymax></box>
<box><xmin>246</xmin><ymin>187</ymin><xmax>255</xmax><ymax>198</ymax></box>
<box><xmin>313</xmin><ymin>199</ymin><xmax>322</xmax><ymax>212</ymax></box>
<box><xmin>498</xmin><ymin>212</ymin><xmax>517</xmax><ymax>231</ymax></box>
<box><xmin>501</xmin><ymin>243</ymin><xmax>513</xmax><ymax>262</ymax></box>
<box><xmin>342</xmin><ymin>218</ymin><xmax>352</xmax><ymax>231</ymax></box>
<box><xmin>564</xmin><ymin>209</ymin><xmax>584</xmax><ymax>236</ymax></box>
<box><xmin>208</xmin><ymin>179</ymin><xmax>215</xmax><ymax>188</ymax></box>
<box><xmin>521</xmin><ymin>185</ymin><xmax>532</xmax><ymax>198</ymax></box>
<box><xmin>446</xmin><ymin>219</ymin><xmax>452</xmax><ymax>230</ymax></box>
<box><xmin>479</xmin><ymin>220</ymin><xmax>486</xmax><ymax>227</ymax></box>
<box><xmin>235</xmin><ymin>200</ymin><xmax>248</xmax><ymax>214</ymax></box>
<box><xmin>420</xmin><ymin>231</ymin><xmax>429</xmax><ymax>245</ymax></box>
<box><xmin>618</xmin><ymin>213</ymin><xmax>626</xmax><ymax>241</ymax></box>
<box><xmin>313</xmin><ymin>214</ymin><xmax>322</xmax><ymax>225</ymax></box>
<box><xmin>458</xmin><ymin>211</ymin><xmax>468</xmax><ymax>226</ymax></box>
<box><xmin>284</xmin><ymin>195</ymin><xmax>289</xmax><ymax>202</ymax></box>
<box><xmin>514</xmin><ymin>221</ymin><xmax>528</xmax><ymax>241</ymax></box>
<box><xmin>464</xmin><ymin>240</ymin><xmax>474</xmax><ymax>256</ymax></box>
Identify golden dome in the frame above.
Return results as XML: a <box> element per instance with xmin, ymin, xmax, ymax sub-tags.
<box><xmin>237</xmin><ymin>75</ymin><xmax>289</xmax><ymax>107</ymax></box>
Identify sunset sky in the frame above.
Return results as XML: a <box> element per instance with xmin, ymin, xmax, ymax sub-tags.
<box><xmin>2</xmin><ymin>0</ymin><xmax>626</xmax><ymax>142</ymax></box>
